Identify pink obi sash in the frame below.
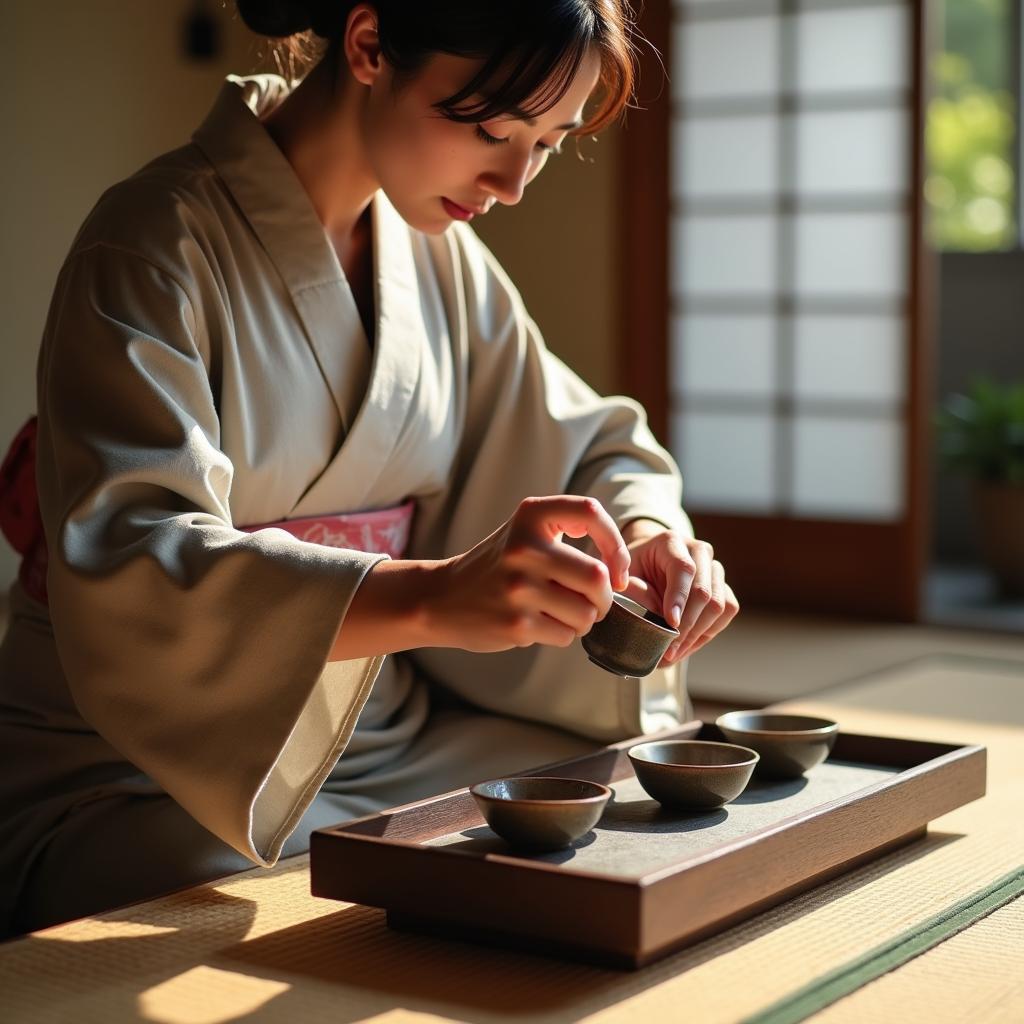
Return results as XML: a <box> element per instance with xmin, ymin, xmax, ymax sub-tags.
<box><xmin>240</xmin><ymin>503</ymin><xmax>414</xmax><ymax>558</ymax></box>
<box><xmin>0</xmin><ymin>416</ymin><xmax>414</xmax><ymax>606</ymax></box>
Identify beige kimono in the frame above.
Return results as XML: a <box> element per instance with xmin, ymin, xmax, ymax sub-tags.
<box><xmin>0</xmin><ymin>75</ymin><xmax>692</xmax><ymax>934</ymax></box>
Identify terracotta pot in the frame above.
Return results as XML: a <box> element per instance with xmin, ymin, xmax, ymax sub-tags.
<box><xmin>973</xmin><ymin>481</ymin><xmax>1024</xmax><ymax>597</ymax></box>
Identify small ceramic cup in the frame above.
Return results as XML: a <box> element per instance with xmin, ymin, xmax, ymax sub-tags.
<box><xmin>470</xmin><ymin>777</ymin><xmax>612</xmax><ymax>852</ymax></box>
<box><xmin>581</xmin><ymin>593</ymin><xmax>679</xmax><ymax>677</ymax></box>
<box><xmin>716</xmin><ymin>711</ymin><xmax>839</xmax><ymax>779</ymax></box>
<box><xmin>627</xmin><ymin>740</ymin><xmax>759</xmax><ymax>810</ymax></box>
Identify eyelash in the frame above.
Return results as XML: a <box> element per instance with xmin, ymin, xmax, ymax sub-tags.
<box><xmin>474</xmin><ymin>123</ymin><xmax>562</xmax><ymax>156</ymax></box>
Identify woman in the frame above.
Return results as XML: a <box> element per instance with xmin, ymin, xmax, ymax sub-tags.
<box><xmin>0</xmin><ymin>0</ymin><xmax>737</xmax><ymax>936</ymax></box>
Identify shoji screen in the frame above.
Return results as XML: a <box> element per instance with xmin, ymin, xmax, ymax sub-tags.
<box><xmin>625</xmin><ymin>0</ymin><xmax>929</xmax><ymax>619</ymax></box>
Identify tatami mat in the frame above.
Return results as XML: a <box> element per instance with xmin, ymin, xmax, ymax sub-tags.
<box><xmin>808</xmin><ymin>895</ymin><xmax>1024</xmax><ymax>1024</ymax></box>
<box><xmin>687</xmin><ymin>609</ymin><xmax>1024</xmax><ymax>706</ymax></box>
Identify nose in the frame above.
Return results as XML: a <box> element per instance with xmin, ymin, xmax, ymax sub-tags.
<box><xmin>480</xmin><ymin>151</ymin><xmax>533</xmax><ymax>207</ymax></box>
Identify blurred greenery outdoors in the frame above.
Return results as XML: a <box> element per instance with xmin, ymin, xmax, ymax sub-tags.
<box><xmin>927</xmin><ymin>0</ymin><xmax>1017</xmax><ymax>250</ymax></box>
<box><xmin>937</xmin><ymin>377</ymin><xmax>1024</xmax><ymax>482</ymax></box>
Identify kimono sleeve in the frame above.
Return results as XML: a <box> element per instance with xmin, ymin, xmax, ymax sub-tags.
<box><xmin>36</xmin><ymin>243</ymin><xmax>387</xmax><ymax>865</ymax></box>
<box><xmin>447</xmin><ymin>222</ymin><xmax>692</xmax><ymax>539</ymax></box>
<box><xmin>412</xmin><ymin>225</ymin><xmax>694</xmax><ymax>742</ymax></box>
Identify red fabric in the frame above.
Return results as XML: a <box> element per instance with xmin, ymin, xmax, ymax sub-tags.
<box><xmin>0</xmin><ymin>417</ymin><xmax>48</xmax><ymax>604</ymax></box>
<box><xmin>0</xmin><ymin>416</ymin><xmax>42</xmax><ymax>556</ymax></box>
<box><xmin>0</xmin><ymin>415</ymin><xmax>413</xmax><ymax>606</ymax></box>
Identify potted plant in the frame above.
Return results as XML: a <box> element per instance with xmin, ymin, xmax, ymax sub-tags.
<box><xmin>936</xmin><ymin>377</ymin><xmax>1024</xmax><ymax>597</ymax></box>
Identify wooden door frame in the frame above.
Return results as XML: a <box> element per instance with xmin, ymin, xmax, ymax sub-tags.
<box><xmin>617</xmin><ymin>0</ymin><xmax>932</xmax><ymax>622</ymax></box>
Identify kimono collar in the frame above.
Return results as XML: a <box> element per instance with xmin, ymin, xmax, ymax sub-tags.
<box><xmin>191</xmin><ymin>74</ymin><xmax>415</xmax><ymax>301</ymax></box>
<box><xmin>191</xmin><ymin>76</ymin><xmax>425</xmax><ymax>498</ymax></box>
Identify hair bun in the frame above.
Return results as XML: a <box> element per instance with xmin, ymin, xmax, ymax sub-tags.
<box><xmin>236</xmin><ymin>0</ymin><xmax>313</xmax><ymax>38</ymax></box>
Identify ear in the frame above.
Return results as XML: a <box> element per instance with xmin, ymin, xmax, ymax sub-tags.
<box><xmin>343</xmin><ymin>5</ymin><xmax>384</xmax><ymax>87</ymax></box>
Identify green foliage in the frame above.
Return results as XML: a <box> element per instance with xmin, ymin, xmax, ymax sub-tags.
<box><xmin>936</xmin><ymin>378</ymin><xmax>1024</xmax><ymax>483</ymax></box>
<box><xmin>927</xmin><ymin>85</ymin><xmax>1015</xmax><ymax>250</ymax></box>
<box><xmin>942</xmin><ymin>0</ymin><xmax>1010</xmax><ymax>91</ymax></box>
<box><xmin>926</xmin><ymin>0</ymin><xmax>1016</xmax><ymax>251</ymax></box>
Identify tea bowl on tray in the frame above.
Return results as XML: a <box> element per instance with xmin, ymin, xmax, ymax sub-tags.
<box><xmin>627</xmin><ymin>740</ymin><xmax>759</xmax><ymax>810</ymax></box>
<box><xmin>716</xmin><ymin>711</ymin><xmax>839</xmax><ymax>779</ymax></box>
<box><xmin>581</xmin><ymin>593</ymin><xmax>679</xmax><ymax>676</ymax></box>
<box><xmin>470</xmin><ymin>777</ymin><xmax>612</xmax><ymax>852</ymax></box>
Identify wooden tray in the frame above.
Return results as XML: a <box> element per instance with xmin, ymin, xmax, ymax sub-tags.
<box><xmin>310</xmin><ymin>721</ymin><xmax>986</xmax><ymax>968</ymax></box>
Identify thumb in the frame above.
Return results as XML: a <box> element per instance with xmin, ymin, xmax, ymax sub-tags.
<box><xmin>621</xmin><ymin>575</ymin><xmax>660</xmax><ymax>615</ymax></box>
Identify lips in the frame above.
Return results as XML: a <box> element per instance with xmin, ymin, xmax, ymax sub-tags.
<box><xmin>442</xmin><ymin>197</ymin><xmax>484</xmax><ymax>221</ymax></box>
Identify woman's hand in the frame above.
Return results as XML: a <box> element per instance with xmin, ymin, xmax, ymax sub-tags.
<box><xmin>427</xmin><ymin>495</ymin><xmax>631</xmax><ymax>653</ymax></box>
<box><xmin>619</xmin><ymin>519</ymin><xmax>739</xmax><ymax>666</ymax></box>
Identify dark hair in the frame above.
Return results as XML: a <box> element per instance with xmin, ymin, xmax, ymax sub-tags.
<box><xmin>236</xmin><ymin>1</ymin><xmax>639</xmax><ymax>136</ymax></box>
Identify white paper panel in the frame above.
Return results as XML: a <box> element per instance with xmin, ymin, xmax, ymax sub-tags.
<box><xmin>675</xmin><ymin>116</ymin><xmax>778</xmax><ymax>198</ymax></box>
<box><xmin>793</xmin><ymin>315</ymin><xmax>905</xmax><ymax>403</ymax></box>
<box><xmin>792</xmin><ymin>415</ymin><xmax>903</xmax><ymax>519</ymax></box>
<box><xmin>672</xmin><ymin>411</ymin><xmax>776</xmax><ymax>512</ymax></box>
<box><xmin>795</xmin><ymin>6</ymin><xmax>910</xmax><ymax>94</ymax></box>
<box><xmin>793</xmin><ymin>211</ymin><xmax>906</xmax><ymax>298</ymax></box>
<box><xmin>675</xmin><ymin>16</ymin><xmax>780</xmax><ymax>101</ymax></box>
<box><xmin>674</xmin><ymin>215</ymin><xmax>777</xmax><ymax>297</ymax></box>
<box><xmin>672</xmin><ymin>314</ymin><xmax>776</xmax><ymax>397</ymax></box>
<box><xmin>795</xmin><ymin>108</ymin><xmax>910</xmax><ymax>195</ymax></box>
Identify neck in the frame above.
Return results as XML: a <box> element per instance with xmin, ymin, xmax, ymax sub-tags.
<box><xmin>263</xmin><ymin>57</ymin><xmax>378</xmax><ymax>252</ymax></box>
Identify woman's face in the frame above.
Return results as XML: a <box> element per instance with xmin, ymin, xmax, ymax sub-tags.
<box><xmin>359</xmin><ymin>47</ymin><xmax>602</xmax><ymax>234</ymax></box>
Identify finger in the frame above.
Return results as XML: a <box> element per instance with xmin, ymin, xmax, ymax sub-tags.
<box><xmin>679</xmin><ymin>560</ymin><xmax>727</xmax><ymax>650</ymax></box>
<box><xmin>521</xmin><ymin>495</ymin><xmax>630</xmax><ymax>591</ymax></box>
<box><xmin>674</xmin><ymin>540</ymin><xmax>713</xmax><ymax>642</ymax></box>
<box><xmin>677</xmin><ymin>580</ymin><xmax>739</xmax><ymax>658</ymax></box>
<box><xmin>518</xmin><ymin>541</ymin><xmax>615</xmax><ymax>618</ymax></box>
<box><xmin>508</xmin><ymin>609</ymin><xmax>578</xmax><ymax>650</ymax></box>
<box><xmin>535</xmin><ymin>579</ymin><xmax>603</xmax><ymax>636</ymax></box>
<box><xmin>621</xmin><ymin>575</ymin><xmax>660</xmax><ymax>615</ymax></box>
<box><xmin>661</xmin><ymin>629</ymin><xmax>691</xmax><ymax>666</ymax></box>
<box><xmin>503</xmin><ymin>567</ymin><xmax>602</xmax><ymax>634</ymax></box>
<box><xmin>655</xmin><ymin>535</ymin><xmax>699</xmax><ymax>630</ymax></box>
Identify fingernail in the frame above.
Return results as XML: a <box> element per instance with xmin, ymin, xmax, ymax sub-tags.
<box><xmin>669</xmin><ymin>604</ymin><xmax>682</xmax><ymax>627</ymax></box>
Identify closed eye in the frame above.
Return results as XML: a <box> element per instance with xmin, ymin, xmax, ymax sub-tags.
<box><xmin>474</xmin><ymin>123</ymin><xmax>563</xmax><ymax>156</ymax></box>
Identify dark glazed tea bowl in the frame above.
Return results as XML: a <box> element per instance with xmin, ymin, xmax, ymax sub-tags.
<box><xmin>716</xmin><ymin>712</ymin><xmax>839</xmax><ymax>779</ymax></box>
<box><xmin>581</xmin><ymin>593</ymin><xmax>679</xmax><ymax>676</ymax></box>
<box><xmin>627</xmin><ymin>740</ymin><xmax>759</xmax><ymax>810</ymax></box>
<box><xmin>470</xmin><ymin>777</ymin><xmax>612</xmax><ymax>852</ymax></box>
